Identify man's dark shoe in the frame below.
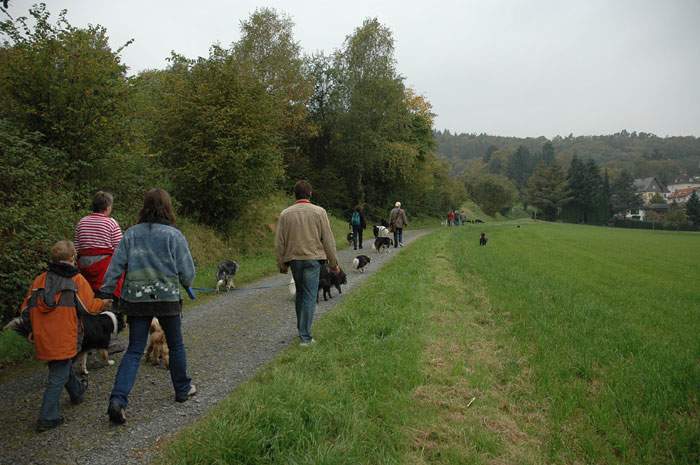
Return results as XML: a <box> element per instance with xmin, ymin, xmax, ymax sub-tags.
<box><xmin>107</xmin><ymin>400</ymin><xmax>126</xmax><ymax>425</ymax></box>
<box><xmin>71</xmin><ymin>377</ymin><xmax>89</xmax><ymax>405</ymax></box>
<box><xmin>175</xmin><ymin>384</ymin><xmax>197</xmax><ymax>403</ymax></box>
<box><xmin>36</xmin><ymin>417</ymin><xmax>64</xmax><ymax>432</ymax></box>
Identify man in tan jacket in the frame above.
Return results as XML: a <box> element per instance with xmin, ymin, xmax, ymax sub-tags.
<box><xmin>276</xmin><ymin>180</ymin><xmax>339</xmax><ymax>346</ymax></box>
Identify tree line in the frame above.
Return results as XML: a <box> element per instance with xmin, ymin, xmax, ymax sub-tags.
<box><xmin>461</xmin><ymin>138</ymin><xmax>700</xmax><ymax>229</ymax></box>
<box><xmin>0</xmin><ymin>4</ymin><xmax>463</xmax><ymax>321</ymax></box>
<box><xmin>436</xmin><ymin>130</ymin><xmax>700</xmax><ymax>186</ymax></box>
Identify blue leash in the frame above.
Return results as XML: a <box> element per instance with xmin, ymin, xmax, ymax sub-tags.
<box><xmin>189</xmin><ymin>283</ymin><xmax>288</xmax><ymax>298</ymax></box>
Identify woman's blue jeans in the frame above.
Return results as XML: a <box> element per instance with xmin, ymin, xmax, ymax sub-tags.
<box><xmin>289</xmin><ymin>260</ymin><xmax>321</xmax><ymax>342</ymax></box>
<box><xmin>110</xmin><ymin>314</ymin><xmax>191</xmax><ymax>407</ymax></box>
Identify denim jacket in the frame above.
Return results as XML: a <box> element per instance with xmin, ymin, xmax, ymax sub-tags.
<box><xmin>101</xmin><ymin>223</ymin><xmax>195</xmax><ymax>303</ymax></box>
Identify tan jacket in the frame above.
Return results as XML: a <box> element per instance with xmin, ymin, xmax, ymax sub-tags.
<box><xmin>275</xmin><ymin>200</ymin><xmax>339</xmax><ymax>268</ymax></box>
<box><xmin>390</xmin><ymin>207</ymin><xmax>408</xmax><ymax>229</ymax></box>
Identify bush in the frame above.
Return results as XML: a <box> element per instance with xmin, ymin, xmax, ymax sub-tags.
<box><xmin>0</xmin><ymin>120</ymin><xmax>76</xmax><ymax>322</ymax></box>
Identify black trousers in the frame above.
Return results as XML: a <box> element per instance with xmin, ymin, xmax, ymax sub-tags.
<box><xmin>352</xmin><ymin>225</ymin><xmax>363</xmax><ymax>249</ymax></box>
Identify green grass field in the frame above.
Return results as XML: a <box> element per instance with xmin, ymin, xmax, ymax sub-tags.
<box><xmin>160</xmin><ymin>221</ymin><xmax>699</xmax><ymax>465</ymax></box>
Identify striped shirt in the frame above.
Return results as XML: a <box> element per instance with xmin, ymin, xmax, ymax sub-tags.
<box><xmin>74</xmin><ymin>213</ymin><xmax>123</xmax><ymax>252</ymax></box>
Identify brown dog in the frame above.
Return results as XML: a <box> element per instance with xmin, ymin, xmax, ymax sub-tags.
<box><xmin>145</xmin><ymin>317</ymin><xmax>169</xmax><ymax>369</ymax></box>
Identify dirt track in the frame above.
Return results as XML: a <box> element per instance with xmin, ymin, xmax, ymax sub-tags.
<box><xmin>0</xmin><ymin>230</ymin><xmax>429</xmax><ymax>465</ymax></box>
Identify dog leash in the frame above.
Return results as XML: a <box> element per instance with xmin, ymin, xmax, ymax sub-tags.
<box><xmin>190</xmin><ymin>283</ymin><xmax>289</xmax><ymax>295</ymax></box>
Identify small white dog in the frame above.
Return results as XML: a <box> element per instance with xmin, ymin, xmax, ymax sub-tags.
<box><xmin>288</xmin><ymin>276</ymin><xmax>296</xmax><ymax>297</ymax></box>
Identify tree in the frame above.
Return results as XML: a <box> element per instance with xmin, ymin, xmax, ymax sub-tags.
<box><xmin>665</xmin><ymin>204</ymin><xmax>688</xmax><ymax>229</ymax></box>
<box><xmin>526</xmin><ymin>163</ymin><xmax>571</xmax><ymax>221</ymax></box>
<box><xmin>153</xmin><ymin>48</ymin><xmax>285</xmax><ymax>229</ymax></box>
<box><xmin>467</xmin><ymin>174</ymin><xmax>517</xmax><ymax>217</ymax></box>
<box><xmin>507</xmin><ymin>145</ymin><xmax>533</xmax><ymax>190</ymax></box>
<box><xmin>686</xmin><ymin>191</ymin><xmax>700</xmax><ymax>227</ymax></box>
<box><xmin>563</xmin><ymin>156</ymin><xmax>607</xmax><ymax>223</ymax></box>
<box><xmin>0</xmin><ymin>4</ymin><xmax>132</xmax><ymax>192</ymax></box>
<box><xmin>610</xmin><ymin>170</ymin><xmax>642</xmax><ymax>214</ymax></box>
<box><xmin>541</xmin><ymin>141</ymin><xmax>555</xmax><ymax>165</ymax></box>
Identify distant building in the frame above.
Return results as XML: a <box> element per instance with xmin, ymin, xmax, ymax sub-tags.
<box><xmin>626</xmin><ymin>203</ymin><xmax>669</xmax><ymax>221</ymax></box>
<box><xmin>666</xmin><ymin>183</ymin><xmax>700</xmax><ymax>194</ymax></box>
<box><xmin>633</xmin><ymin>177</ymin><xmax>666</xmax><ymax>205</ymax></box>
<box><xmin>667</xmin><ymin>187</ymin><xmax>700</xmax><ymax>204</ymax></box>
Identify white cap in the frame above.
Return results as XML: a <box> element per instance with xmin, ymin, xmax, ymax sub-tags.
<box><xmin>395</xmin><ymin>201</ymin><xmax>401</xmax><ymax>207</ymax></box>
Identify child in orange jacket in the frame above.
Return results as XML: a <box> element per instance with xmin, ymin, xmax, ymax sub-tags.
<box><xmin>18</xmin><ymin>240</ymin><xmax>110</xmax><ymax>431</ymax></box>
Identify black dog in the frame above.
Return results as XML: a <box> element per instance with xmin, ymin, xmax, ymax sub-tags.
<box><xmin>352</xmin><ymin>255</ymin><xmax>371</xmax><ymax>272</ymax></box>
<box><xmin>373</xmin><ymin>236</ymin><xmax>393</xmax><ymax>253</ymax></box>
<box><xmin>479</xmin><ymin>233</ymin><xmax>488</xmax><ymax>246</ymax></box>
<box><xmin>216</xmin><ymin>260</ymin><xmax>239</xmax><ymax>292</ymax></box>
<box><xmin>317</xmin><ymin>265</ymin><xmax>347</xmax><ymax>302</ymax></box>
<box><xmin>76</xmin><ymin>311</ymin><xmax>125</xmax><ymax>375</ymax></box>
<box><xmin>346</xmin><ymin>232</ymin><xmax>354</xmax><ymax>247</ymax></box>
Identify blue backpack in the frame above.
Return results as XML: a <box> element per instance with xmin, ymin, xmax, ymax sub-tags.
<box><xmin>351</xmin><ymin>211</ymin><xmax>361</xmax><ymax>226</ymax></box>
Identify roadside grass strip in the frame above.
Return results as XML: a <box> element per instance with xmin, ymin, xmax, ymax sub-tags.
<box><xmin>455</xmin><ymin>222</ymin><xmax>700</xmax><ymax>464</ymax></box>
<box><xmin>162</xmin><ymin>234</ymin><xmax>439</xmax><ymax>464</ymax></box>
<box><xmin>161</xmin><ymin>230</ymin><xmax>543</xmax><ymax>465</ymax></box>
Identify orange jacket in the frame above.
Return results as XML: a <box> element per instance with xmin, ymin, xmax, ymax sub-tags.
<box><xmin>20</xmin><ymin>271</ymin><xmax>108</xmax><ymax>361</ymax></box>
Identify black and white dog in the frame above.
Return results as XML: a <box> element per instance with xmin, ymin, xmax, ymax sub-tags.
<box><xmin>317</xmin><ymin>265</ymin><xmax>347</xmax><ymax>302</ymax></box>
<box><xmin>216</xmin><ymin>260</ymin><xmax>239</xmax><ymax>292</ymax></box>
<box><xmin>346</xmin><ymin>232</ymin><xmax>354</xmax><ymax>247</ymax></box>
<box><xmin>352</xmin><ymin>255</ymin><xmax>371</xmax><ymax>273</ymax></box>
<box><xmin>76</xmin><ymin>310</ymin><xmax>125</xmax><ymax>375</ymax></box>
<box><xmin>3</xmin><ymin>310</ymin><xmax>124</xmax><ymax>375</ymax></box>
<box><xmin>373</xmin><ymin>223</ymin><xmax>391</xmax><ymax>239</ymax></box>
<box><xmin>373</xmin><ymin>236</ymin><xmax>393</xmax><ymax>253</ymax></box>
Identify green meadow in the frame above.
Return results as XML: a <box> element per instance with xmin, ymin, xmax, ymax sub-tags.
<box><xmin>161</xmin><ymin>222</ymin><xmax>699</xmax><ymax>465</ymax></box>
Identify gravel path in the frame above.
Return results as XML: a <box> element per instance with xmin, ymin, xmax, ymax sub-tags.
<box><xmin>0</xmin><ymin>230</ymin><xmax>429</xmax><ymax>465</ymax></box>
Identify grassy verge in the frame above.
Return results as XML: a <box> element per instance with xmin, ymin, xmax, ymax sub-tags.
<box><xmin>0</xmin><ymin>330</ymin><xmax>34</xmax><ymax>366</ymax></box>
<box><xmin>159</xmin><ymin>229</ymin><xmax>544</xmax><ymax>464</ymax></box>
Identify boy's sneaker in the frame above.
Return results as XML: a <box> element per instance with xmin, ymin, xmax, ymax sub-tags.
<box><xmin>299</xmin><ymin>339</ymin><xmax>316</xmax><ymax>347</ymax></box>
<box><xmin>107</xmin><ymin>400</ymin><xmax>126</xmax><ymax>425</ymax></box>
<box><xmin>36</xmin><ymin>417</ymin><xmax>64</xmax><ymax>432</ymax></box>
<box><xmin>175</xmin><ymin>384</ymin><xmax>197</xmax><ymax>403</ymax></box>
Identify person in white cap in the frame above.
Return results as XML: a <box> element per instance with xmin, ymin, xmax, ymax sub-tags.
<box><xmin>389</xmin><ymin>201</ymin><xmax>408</xmax><ymax>248</ymax></box>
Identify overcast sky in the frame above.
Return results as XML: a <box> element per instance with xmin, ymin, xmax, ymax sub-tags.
<box><xmin>6</xmin><ymin>0</ymin><xmax>700</xmax><ymax>137</ymax></box>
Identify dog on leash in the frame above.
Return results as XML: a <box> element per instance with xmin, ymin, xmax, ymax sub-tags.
<box><xmin>346</xmin><ymin>232</ymin><xmax>354</xmax><ymax>247</ymax></box>
<box><xmin>145</xmin><ymin>317</ymin><xmax>169</xmax><ymax>369</ymax></box>
<box><xmin>352</xmin><ymin>255</ymin><xmax>371</xmax><ymax>272</ymax></box>
<box><xmin>373</xmin><ymin>236</ymin><xmax>393</xmax><ymax>253</ymax></box>
<box><xmin>3</xmin><ymin>310</ymin><xmax>125</xmax><ymax>376</ymax></box>
<box><xmin>373</xmin><ymin>224</ymin><xmax>391</xmax><ymax>238</ymax></box>
<box><xmin>216</xmin><ymin>260</ymin><xmax>239</xmax><ymax>292</ymax></box>
<box><xmin>317</xmin><ymin>265</ymin><xmax>347</xmax><ymax>302</ymax></box>
<box><xmin>75</xmin><ymin>310</ymin><xmax>125</xmax><ymax>375</ymax></box>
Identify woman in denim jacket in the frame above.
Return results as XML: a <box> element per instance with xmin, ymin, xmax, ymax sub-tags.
<box><xmin>101</xmin><ymin>188</ymin><xmax>196</xmax><ymax>425</ymax></box>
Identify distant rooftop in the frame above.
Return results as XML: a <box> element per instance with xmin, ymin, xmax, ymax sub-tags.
<box><xmin>633</xmin><ymin>177</ymin><xmax>665</xmax><ymax>193</ymax></box>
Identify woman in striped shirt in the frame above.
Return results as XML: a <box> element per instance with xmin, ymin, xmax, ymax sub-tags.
<box><xmin>74</xmin><ymin>191</ymin><xmax>123</xmax><ymax>296</ymax></box>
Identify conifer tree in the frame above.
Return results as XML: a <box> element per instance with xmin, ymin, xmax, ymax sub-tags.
<box><xmin>686</xmin><ymin>191</ymin><xmax>700</xmax><ymax>227</ymax></box>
